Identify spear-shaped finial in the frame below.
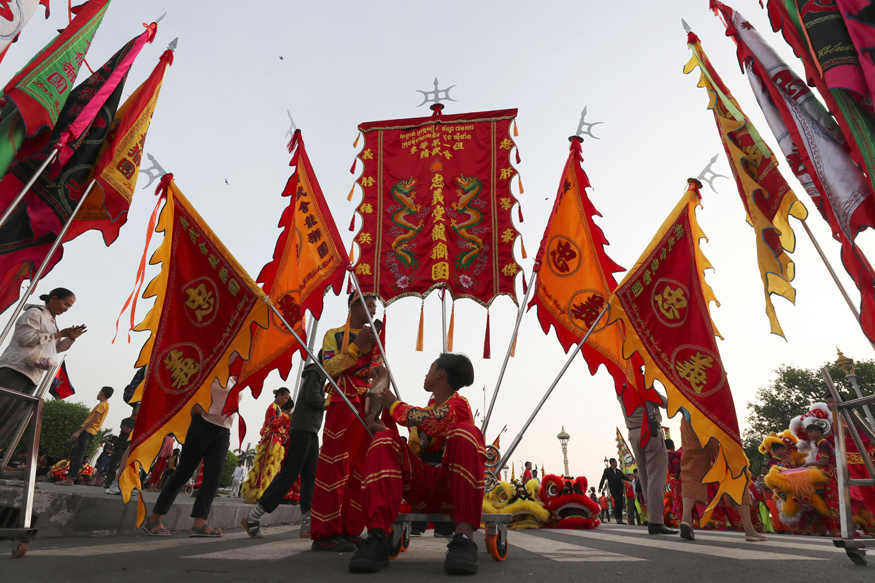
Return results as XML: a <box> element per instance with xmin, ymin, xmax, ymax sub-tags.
<box><xmin>286</xmin><ymin>110</ymin><xmax>297</xmax><ymax>140</ymax></box>
<box><xmin>167</xmin><ymin>37</ymin><xmax>178</xmax><ymax>51</ymax></box>
<box><xmin>696</xmin><ymin>153</ymin><xmax>729</xmax><ymax>192</ymax></box>
<box><xmin>156</xmin><ymin>12</ymin><xmax>167</xmax><ymax>23</ymax></box>
<box><xmin>682</xmin><ymin>18</ymin><xmax>692</xmax><ymax>34</ymax></box>
<box><xmin>575</xmin><ymin>106</ymin><xmax>603</xmax><ymax>140</ymax></box>
<box><xmin>139</xmin><ymin>153</ymin><xmax>168</xmax><ymax>190</ymax></box>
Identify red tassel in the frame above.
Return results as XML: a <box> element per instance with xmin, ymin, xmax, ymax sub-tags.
<box><xmin>521</xmin><ymin>271</ymin><xmax>528</xmax><ymax>295</ymax></box>
<box><xmin>379</xmin><ymin>309</ymin><xmax>387</xmax><ymax>348</ymax></box>
<box><xmin>517</xmin><ymin>204</ymin><xmax>524</xmax><ymax>223</ymax></box>
<box><xmin>349</xmin><ymin>214</ymin><xmax>355</xmax><ymax>232</ymax></box>
<box><xmin>350</xmin><ymin>159</ymin><xmax>356</xmax><ymax>174</ymax></box>
<box><xmin>515</xmin><ymin>148</ymin><xmax>521</xmax><ymax>164</ymax></box>
<box><xmin>483</xmin><ymin>311</ymin><xmax>491</xmax><ymax>359</ymax></box>
<box><xmin>347</xmin><ymin>272</ymin><xmax>353</xmax><ymax>294</ymax></box>
<box><xmin>155</xmin><ymin>172</ymin><xmax>173</xmax><ymax>198</ymax></box>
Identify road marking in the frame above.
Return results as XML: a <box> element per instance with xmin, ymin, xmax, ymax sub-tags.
<box><xmin>508</xmin><ymin>533</ymin><xmax>645</xmax><ymax>562</ymax></box>
<box><xmin>555</xmin><ymin>530</ymin><xmax>826</xmax><ymax>561</ymax></box>
<box><xmin>27</xmin><ymin>526</ymin><xmax>298</xmax><ymax>557</ymax></box>
<box><xmin>609</xmin><ymin>526</ymin><xmax>845</xmax><ymax>554</ymax></box>
<box><xmin>185</xmin><ymin>538</ymin><xmax>312</xmax><ymax>560</ymax></box>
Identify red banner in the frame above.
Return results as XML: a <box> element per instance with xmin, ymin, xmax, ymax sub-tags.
<box><xmin>351</xmin><ymin>109</ymin><xmax>522</xmax><ymax>306</ymax></box>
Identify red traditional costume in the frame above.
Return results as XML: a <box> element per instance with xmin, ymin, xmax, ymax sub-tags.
<box><xmin>310</xmin><ymin>324</ymin><xmax>383</xmax><ymax>541</ymax></box>
<box><xmin>360</xmin><ymin>393</ymin><xmax>486</xmax><ymax>533</ymax></box>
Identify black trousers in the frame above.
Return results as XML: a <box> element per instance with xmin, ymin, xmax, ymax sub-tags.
<box><xmin>610</xmin><ymin>488</ymin><xmax>625</xmax><ymax>522</ymax></box>
<box><xmin>627</xmin><ymin>497</ymin><xmax>640</xmax><ymax>524</ymax></box>
<box><xmin>153</xmin><ymin>415</ymin><xmax>229</xmax><ymax>520</ymax></box>
<box><xmin>257</xmin><ymin>430</ymin><xmax>319</xmax><ymax>515</ymax></box>
<box><xmin>67</xmin><ymin>431</ymin><xmax>93</xmax><ymax>481</ymax></box>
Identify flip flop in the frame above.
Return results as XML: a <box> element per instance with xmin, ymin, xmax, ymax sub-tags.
<box><xmin>190</xmin><ymin>524</ymin><xmax>222</xmax><ymax>538</ymax></box>
<box><xmin>141</xmin><ymin>519</ymin><xmax>171</xmax><ymax>537</ymax></box>
<box><xmin>679</xmin><ymin>522</ymin><xmax>695</xmax><ymax>541</ymax></box>
<box><xmin>745</xmin><ymin>534</ymin><xmax>768</xmax><ymax>542</ymax></box>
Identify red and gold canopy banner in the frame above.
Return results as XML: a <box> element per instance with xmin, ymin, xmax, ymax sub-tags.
<box><xmin>529</xmin><ymin>138</ymin><xmax>657</xmax><ymax>438</ymax></box>
<box><xmin>234</xmin><ymin>132</ymin><xmax>348</xmax><ymax>401</ymax></box>
<box><xmin>351</xmin><ymin>109</ymin><xmax>523</xmax><ymax>307</ymax></box>
<box><xmin>120</xmin><ymin>177</ymin><xmax>269</xmax><ymax>525</ymax></box>
<box><xmin>685</xmin><ymin>30</ymin><xmax>807</xmax><ymax>339</ymax></box>
<box><xmin>608</xmin><ymin>182</ymin><xmax>748</xmax><ymax>508</ymax></box>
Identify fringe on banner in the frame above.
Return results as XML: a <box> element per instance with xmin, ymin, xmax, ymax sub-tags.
<box><xmin>347</xmin><ymin>185</ymin><xmax>355</xmax><ymax>201</ymax></box>
<box><xmin>416</xmin><ymin>300</ymin><xmax>425</xmax><ymax>352</ymax></box>
<box><xmin>518</xmin><ymin>175</ymin><xmax>524</xmax><ymax>194</ymax></box>
<box><xmin>350</xmin><ymin>159</ymin><xmax>356</xmax><ymax>174</ymax></box>
<box><xmin>520</xmin><ymin>235</ymin><xmax>527</xmax><ymax>259</ymax></box>
<box><xmin>513</xmin><ymin>119</ymin><xmax>519</xmax><ymax>137</ymax></box>
<box><xmin>349</xmin><ymin>241</ymin><xmax>355</xmax><ymax>264</ymax></box>
<box><xmin>516</xmin><ymin>148</ymin><xmax>521</xmax><ymax>164</ymax></box>
<box><xmin>483</xmin><ymin>310</ymin><xmax>491</xmax><ymax>359</ymax></box>
<box><xmin>447</xmin><ymin>301</ymin><xmax>455</xmax><ymax>351</ymax></box>
<box><xmin>518</xmin><ymin>204</ymin><xmax>524</xmax><ymax>223</ymax></box>
<box><xmin>521</xmin><ymin>270</ymin><xmax>528</xmax><ymax>295</ymax></box>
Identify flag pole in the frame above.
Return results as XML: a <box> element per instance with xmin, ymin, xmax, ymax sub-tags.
<box><xmin>292</xmin><ymin>315</ymin><xmax>320</xmax><ymax>402</ymax></box>
<box><xmin>267</xmin><ymin>302</ymin><xmax>373</xmax><ymax>438</ymax></box>
<box><xmin>482</xmin><ymin>270</ymin><xmax>536</xmax><ymax>435</ymax></box>
<box><xmin>0</xmin><ymin>179</ymin><xmax>95</xmax><ymax>349</ymax></box>
<box><xmin>493</xmin><ymin>305</ymin><xmax>607</xmax><ymax>475</ymax></box>
<box><xmin>800</xmin><ymin>219</ymin><xmax>875</xmax><ymax>352</ymax></box>
<box><xmin>0</xmin><ymin>149</ymin><xmax>58</xmax><ymax>230</ymax></box>
<box><xmin>441</xmin><ymin>285</ymin><xmax>448</xmax><ymax>352</ymax></box>
<box><xmin>348</xmin><ymin>268</ymin><xmax>402</xmax><ymax>401</ymax></box>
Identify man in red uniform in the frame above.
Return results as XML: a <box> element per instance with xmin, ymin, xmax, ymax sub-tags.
<box><xmin>310</xmin><ymin>292</ymin><xmax>382</xmax><ymax>552</ymax></box>
<box><xmin>348</xmin><ymin>353</ymin><xmax>486</xmax><ymax>575</ymax></box>
<box><xmin>522</xmin><ymin>461</ymin><xmax>533</xmax><ymax>484</ymax></box>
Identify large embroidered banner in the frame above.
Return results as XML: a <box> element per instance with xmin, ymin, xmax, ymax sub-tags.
<box><xmin>351</xmin><ymin>109</ymin><xmax>523</xmax><ymax>306</ymax></box>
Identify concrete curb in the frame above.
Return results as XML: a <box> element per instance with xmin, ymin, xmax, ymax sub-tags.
<box><xmin>0</xmin><ymin>481</ymin><xmax>301</xmax><ymax>539</ymax></box>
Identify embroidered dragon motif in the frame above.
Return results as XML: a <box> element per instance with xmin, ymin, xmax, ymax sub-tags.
<box><xmin>390</xmin><ymin>177</ymin><xmax>422</xmax><ymax>267</ymax></box>
<box><xmin>451</xmin><ymin>175</ymin><xmax>484</xmax><ymax>268</ymax></box>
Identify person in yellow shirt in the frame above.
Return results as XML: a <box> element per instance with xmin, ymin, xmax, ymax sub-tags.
<box><xmin>60</xmin><ymin>386</ymin><xmax>113</xmax><ymax>486</ymax></box>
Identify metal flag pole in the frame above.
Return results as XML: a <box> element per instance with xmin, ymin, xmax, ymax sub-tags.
<box><xmin>481</xmin><ymin>270</ymin><xmax>536</xmax><ymax>435</ymax></box>
<box><xmin>800</xmin><ymin>220</ymin><xmax>875</xmax><ymax>353</ymax></box>
<box><xmin>441</xmin><ymin>285</ymin><xmax>448</xmax><ymax>353</ymax></box>
<box><xmin>348</xmin><ymin>269</ymin><xmax>402</xmax><ymax>401</ymax></box>
<box><xmin>0</xmin><ymin>150</ymin><xmax>58</xmax><ymax>230</ymax></box>
<box><xmin>0</xmin><ymin>180</ymin><xmax>96</xmax><ymax>348</ymax></box>
<box><xmin>292</xmin><ymin>315</ymin><xmax>320</xmax><ymax>402</ymax></box>
<box><xmin>494</xmin><ymin>305</ymin><xmax>607</xmax><ymax>475</ymax></box>
<box><xmin>267</xmin><ymin>302</ymin><xmax>373</xmax><ymax>437</ymax></box>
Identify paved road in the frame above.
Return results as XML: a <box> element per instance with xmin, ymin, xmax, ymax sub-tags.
<box><xmin>3</xmin><ymin>523</ymin><xmax>873</xmax><ymax>582</ymax></box>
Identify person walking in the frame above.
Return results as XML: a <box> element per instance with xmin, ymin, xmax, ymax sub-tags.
<box><xmin>231</xmin><ymin>462</ymin><xmax>246</xmax><ymax>498</ymax></box>
<box><xmin>60</xmin><ymin>387</ymin><xmax>112</xmax><ymax>486</ymax></box>
<box><xmin>598</xmin><ymin>459</ymin><xmax>631</xmax><ymax>524</ymax></box>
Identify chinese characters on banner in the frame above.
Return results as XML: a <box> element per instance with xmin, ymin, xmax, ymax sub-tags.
<box><xmin>352</xmin><ymin>109</ymin><xmax>522</xmax><ymax>306</ymax></box>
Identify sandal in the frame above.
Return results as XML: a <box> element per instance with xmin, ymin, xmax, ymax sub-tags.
<box><xmin>190</xmin><ymin>524</ymin><xmax>222</xmax><ymax>538</ymax></box>
<box><xmin>141</xmin><ymin>519</ymin><xmax>171</xmax><ymax>537</ymax></box>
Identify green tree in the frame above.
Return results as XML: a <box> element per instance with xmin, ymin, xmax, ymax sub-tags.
<box><xmin>742</xmin><ymin>359</ymin><xmax>872</xmax><ymax>469</ymax></box>
<box><xmin>219</xmin><ymin>450</ymin><xmax>239</xmax><ymax>488</ymax></box>
<box><xmin>2</xmin><ymin>398</ymin><xmax>90</xmax><ymax>463</ymax></box>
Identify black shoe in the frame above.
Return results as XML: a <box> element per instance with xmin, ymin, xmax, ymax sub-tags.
<box><xmin>434</xmin><ymin>522</ymin><xmax>455</xmax><ymax>538</ymax></box>
<box><xmin>616</xmin><ymin>521</ymin><xmax>626</xmax><ymax>525</ymax></box>
<box><xmin>648</xmin><ymin>524</ymin><xmax>678</xmax><ymax>535</ymax></box>
<box><xmin>312</xmin><ymin>536</ymin><xmax>357</xmax><ymax>553</ymax></box>
<box><xmin>444</xmin><ymin>534</ymin><xmax>478</xmax><ymax>575</ymax></box>
<box><xmin>348</xmin><ymin>530</ymin><xmax>390</xmax><ymax>573</ymax></box>
<box><xmin>241</xmin><ymin>516</ymin><xmax>263</xmax><ymax>539</ymax></box>
<box><xmin>342</xmin><ymin>534</ymin><xmax>364</xmax><ymax>548</ymax></box>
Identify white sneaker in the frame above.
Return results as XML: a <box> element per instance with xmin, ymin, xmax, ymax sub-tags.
<box><xmin>106</xmin><ymin>482</ymin><xmax>121</xmax><ymax>495</ymax></box>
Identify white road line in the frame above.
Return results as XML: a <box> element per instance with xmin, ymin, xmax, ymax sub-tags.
<box><xmin>509</xmin><ymin>532</ymin><xmax>645</xmax><ymax>562</ymax></box>
<box><xmin>555</xmin><ymin>530</ymin><xmax>826</xmax><ymax>561</ymax></box>
<box><xmin>611</xmin><ymin>527</ymin><xmax>845</xmax><ymax>554</ymax></box>
<box><xmin>184</xmin><ymin>538</ymin><xmax>312</xmax><ymax>560</ymax></box>
<box><xmin>27</xmin><ymin>526</ymin><xmax>298</xmax><ymax>557</ymax></box>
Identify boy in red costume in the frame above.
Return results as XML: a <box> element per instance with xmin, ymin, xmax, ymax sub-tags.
<box><xmin>310</xmin><ymin>292</ymin><xmax>383</xmax><ymax>552</ymax></box>
<box><xmin>349</xmin><ymin>353</ymin><xmax>486</xmax><ymax>575</ymax></box>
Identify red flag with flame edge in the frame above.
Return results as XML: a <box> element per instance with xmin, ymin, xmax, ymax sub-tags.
<box><xmin>351</xmin><ymin>110</ymin><xmax>523</xmax><ymax>307</ymax></box>
<box><xmin>528</xmin><ymin>138</ymin><xmax>658</xmax><ymax>442</ymax></box>
<box><xmin>232</xmin><ymin>132</ymin><xmax>347</xmax><ymax>430</ymax></box>
<box><xmin>608</xmin><ymin>182</ymin><xmax>748</xmax><ymax>509</ymax></box>
<box><xmin>119</xmin><ymin>177</ymin><xmax>269</xmax><ymax>527</ymax></box>
<box><xmin>63</xmin><ymin>47</ymin><xmax>174</xmax><ymax>245</ymax></box>
<box><xmin>684</xmin><ymin>29</ymin><xmax>807</xmax><ymax>339</ymax></box>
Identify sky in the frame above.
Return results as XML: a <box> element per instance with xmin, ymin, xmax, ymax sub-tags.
<box><xmin>3</xmin><ymin>0</ymin><xmax>874</xmax><ymax>484</ymax></box>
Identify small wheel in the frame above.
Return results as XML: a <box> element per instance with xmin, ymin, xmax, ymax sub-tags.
<box><xmin>11</xmin><ymin>542</ymin><xmax>28</xmax><ymax>559</ymax></box>
<box><xmin>401</xmin><ymin>523</ymin><xmax>411</xmax><ymax>552</ymax></box>
<box><xmin>388</xmin><ymin>528</ymin><xmax>403</xmax><ymax>560</ymax></box>
<box><xmin>847</xmin><ymin>549</ymin><xmax>867</xmax><ymax>566</ymax></box>
<box><xmin>486</xmin><ymin>533</ymin><xmax>507</xmax><ymax>561</ymax></box>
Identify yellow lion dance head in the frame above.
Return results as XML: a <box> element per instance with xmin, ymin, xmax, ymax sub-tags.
<box><xmin>763</xmin><ymin>467</ymin><xmax>830</xmax><ymax>525</ymax></box>
<box><xmin>483</xmin><ymin>479</ymin><xmax>551</xmax><ymax>529</ymax></box>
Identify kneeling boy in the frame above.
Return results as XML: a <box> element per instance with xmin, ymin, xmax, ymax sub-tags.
<box><xmin>349</xmin><ymin>353</ymin><xmax>485</xmax><ymax>575</ymax></box>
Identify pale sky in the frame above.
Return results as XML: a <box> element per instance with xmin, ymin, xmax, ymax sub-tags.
<box><xmin>3</xmin><ymin>1</ymin><xmax>872</xmax><ymax>484</ymax></box>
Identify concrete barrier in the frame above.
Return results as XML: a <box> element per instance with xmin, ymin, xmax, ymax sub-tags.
<box><xmin>0</xmin><ymin>480</ymin><xmax>301</xmax><ymax>538</ymax></box>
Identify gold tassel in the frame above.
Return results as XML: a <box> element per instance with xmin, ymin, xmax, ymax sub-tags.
<box><xmin>510</xmin><ymin>308</ymin><xmax>520</xmax><ymax>357</ymax></box>
<box><xmin>520</xmin><ymin>236</ymin><xmax>528</xmax><ymax>259</ymax></box>
<box><xmin>347</xmin><ymin>185</ymin><xmax>355</xmax><ymax>201</ymax></box>
<box><xmin>518</xmin><ymin>175</ymin><xmax>524</xmax><ymax>194</ymax></box>
<box><xmin>415</xmin><ymin>300</ymin><xmax>425</xmax><ymax>352</ymax></box>
<box><xmin>341</xmin><ymin>311</ymin><xmax>352</xmax><ymax>353</ymax></box>
<box><xmin>447</xmin><ymin>301</ymin><xmax>455</xmax><ymax>352</ymax></box>
<box><xmin>349</xmin><ymin>242</ymin><xmax>355</xmax><ymax>264</ymax></box>
<box><xmin>513</xmin><ymin>119</ymin><xmax>519</xmax><ymax>137</ymax></box>
<box><xmin>353</xmin><ymin>133</ymin><xmax>360</xmax><ymax>148</ymax></box>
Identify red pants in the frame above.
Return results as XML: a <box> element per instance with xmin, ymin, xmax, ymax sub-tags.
<box><xmin>148</xmin><ymin>456</ymin><xmax>169</xmax><ymax>487</ymax></box>
<box><xmin>310</xmin><ymin>396</ymin><xmax>371</xmax><ymax>539</ymax></box>
<box><xmin>361</xmin><ymin>423</ymin><xmax>486</xmax><ymax>532</ymax></box>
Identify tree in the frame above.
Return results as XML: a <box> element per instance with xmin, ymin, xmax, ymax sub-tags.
<box><xmin>87</xmin><ymin>427</ymin><xmax>116</xmax><ymax>461</ymax></box>
<box><xmin>2</xmin><ymin>398</ymin><xmax>90</xmax><ymax>463</ymax></box>
<box><xmin>219</xmin><ymin>450</ymin><xmax>239</xmax><ymax>488</ymax></box>
<box><xmin>742</xmin><ymin>359</ymin><xmax>872</xmax><ymax>469</ymax></box>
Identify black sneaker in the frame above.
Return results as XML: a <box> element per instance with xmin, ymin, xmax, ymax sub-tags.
<box><xmin>434</xmin><ymin>521</ymin><xmax>455</xmax><ymax>538</ymax></box>
<box><xmin>241</xmin><ymin>516</ymin><xmax>263</xmax><ymax>539</ymax></box>
<box><xmin>342</xmin><ymin>534</ymin><xmax>364</xmax><ymax>548</ymax></box>
<box><xmin>348</xmin><ymin>529</ymin><xmax>390</xmax><ymax>573</ymax></box>
<box><xmin>444</xmin><ymin>533</ymin><xmax>478</xmax><ymax>575</ymax></box>
<box><xmin>312</xmin><ymin>536</ymin><xmax>357</xmax><ymax>552</ymax></box>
